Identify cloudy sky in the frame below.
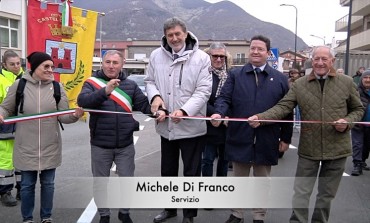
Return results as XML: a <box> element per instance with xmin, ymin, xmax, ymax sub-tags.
<box><xmin>205</xmin><ymin>0</ymin><xmax>349</xmax><ymax>47</ymax></box>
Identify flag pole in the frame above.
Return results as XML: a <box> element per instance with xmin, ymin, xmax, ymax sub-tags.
<box><xmin>37</xmin><ymin>0</ymin><xmax>105</xmax><ymax>15</ymax></box>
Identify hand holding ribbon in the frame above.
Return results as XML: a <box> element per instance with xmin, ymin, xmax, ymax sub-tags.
<box><xmin>332</xmin><ymin>118</ymin><xmax>348</xmax><ymax>132</ymax></box>
<box><xmin>73</xmin><ymin>107</ymin><xmax>85</xmax><ymax>118</ymax></box>
<box><xmin>248</xmin><ymin>115</ymin><xmax>261</xmax><ymax>128</ymax></box>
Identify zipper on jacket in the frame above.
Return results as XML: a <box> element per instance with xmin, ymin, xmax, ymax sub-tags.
<box><xmin>115</xmin><ymin>103</ymin><xmax>119</xmax><ymax>147</ymax></box>
<box><xmin>320</xmin><ymin>80</ymin><xmax>324</xmax><ymax>160</ymax></box>
<box><xmin>38</xmin><ymin>81</ymin><xmax>41</xmax><ymax>173</ymax></box>
<box><xmin>179</xmin><ymin>64</ymin><xmax>184</xmax><ymax>86</ymax></box>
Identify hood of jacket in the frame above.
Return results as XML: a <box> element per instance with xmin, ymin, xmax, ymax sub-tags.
<box><xmin>23</xmin><ymin>70</ymin><xmax>54</xmax><ymax>85</ymax></box>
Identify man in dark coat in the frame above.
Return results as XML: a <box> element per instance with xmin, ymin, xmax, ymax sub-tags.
<box><xmin>351</xmin><ymin>69</ymin><xmax>370</xmax><ymax>176</ymax></box>
<box><xmin>78</xmin><ymin>50</ymin><xmax>151</xmax><ymax>223</ymax></box>
<box><xmin>211</xmin><ymin>35</ymin><xmax>293</xmax><ymax>223</ymax></box>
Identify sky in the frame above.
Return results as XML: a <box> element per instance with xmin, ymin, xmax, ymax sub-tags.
<box><xmin>204</xmin><ymin>0</ymin><xmax>349</xmax><ymax>47</ymax></box>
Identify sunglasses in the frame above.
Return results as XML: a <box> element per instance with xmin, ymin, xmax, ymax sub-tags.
<box><xmin>43</xmin><ymin>64</ymin><xmax>55</xmax><ymax>71</ymax></box>
<box><xmin>211</xmin><ymin>55</ymin><xmax>226</xmax><ymax>59</ymax></box>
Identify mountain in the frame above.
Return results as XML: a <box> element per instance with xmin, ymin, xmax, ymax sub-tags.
<box><xmin>72</xmin><ymin>0</ymin><xmax>307</xmax><ymax>51</ymax></box>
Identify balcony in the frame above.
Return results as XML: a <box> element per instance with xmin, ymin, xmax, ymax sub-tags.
<box><xmin>340</xmin><ymin>0</ymin><xmax>350</xmax><ymax>6</ymax></box>
<box><xmin>352</xmin><ymin>0</ymin><xmax>370</xmax><ymax>15</ymax></box>
<box><xmin>335</xmin><ymin>14</ymin><xmax>363</xmax><ymax>32</ymax></box>
<box><xmin>336</xmin><ymin>15</ymin><xmax>348</xmax><ymax>32</ymax></box>
<box><xmin>349</xmin><ymin>28</ymin><xmax>370</xmax><ymax>50</ymax></box>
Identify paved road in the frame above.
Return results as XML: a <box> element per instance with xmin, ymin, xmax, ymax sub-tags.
<box><xmin>1</xmin><ymin>114</ymin><xmax>370</xmax><ymax>223</ymax></box>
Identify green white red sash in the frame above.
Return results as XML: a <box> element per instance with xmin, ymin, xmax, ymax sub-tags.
<box><xmin>86</xmin><ymin>77</ymin><xmax>133</xmax><ymax>112</ymax></box>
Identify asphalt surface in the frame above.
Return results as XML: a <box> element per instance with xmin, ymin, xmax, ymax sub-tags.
<box><xmin>1</xmin><ymin>115</ymin><xmax>370</xmax><ymax>223</ymax></box>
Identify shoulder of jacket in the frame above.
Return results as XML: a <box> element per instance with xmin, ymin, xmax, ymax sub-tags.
<box><xmin>338</xmin><ymin>74</ymin><xmax>353</xmax><ymax>81</ymax></box>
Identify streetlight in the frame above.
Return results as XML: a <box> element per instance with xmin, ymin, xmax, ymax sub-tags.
<box><xmin>280</xmin><ymin>4</ymin><xmax>297</xmax><ymax>68</ymax></box>
<box><xmin>99</xmin><ymin>12</ymin><xmax>106</xmax><ymax>68</ymax></box>
<box><xmin>310</xmin><ymin>34</ymin><xmax>325</xmax><ymax>45</ymax></box>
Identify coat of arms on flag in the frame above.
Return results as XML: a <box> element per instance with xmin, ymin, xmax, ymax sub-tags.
<box><xmin>27</xmin><ymin>0</ymin><xmax>98</xmax><ymax>108</ymax></box>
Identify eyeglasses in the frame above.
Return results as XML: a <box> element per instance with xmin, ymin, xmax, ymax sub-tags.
<box><xmin>250</xmin><ymin>47</ymin><xmax>267</xmax><ymax>53</ymax></box>
<box><xmin>211</xmin><ymin>55</ymin><xmax>226</xmax><ymax>59</ymax></box>
<box><xmin>43</xmin><ymin>64</ymin><xmax>55</xmax><ymax>71</ymax></box>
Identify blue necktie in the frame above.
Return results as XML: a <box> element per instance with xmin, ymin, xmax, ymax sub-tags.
<box><xmin>255</xmin><ymin>68</ymin><xmax>262</xmax><ymax>86</ymax></box>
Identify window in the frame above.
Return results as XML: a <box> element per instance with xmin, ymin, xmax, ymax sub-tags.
<box><xmin>0</xmin><ymin>17</ymin><xmax>19</xmax><ymax>48</ymax></box>
<box><xmin>236</xmin><ymin>53</ymin><xmax>246</xmax><ymax>64</ymax></box>
<box><xmin>364</xmin><ymin>14</ymin><xmax>370</xmax><ymax>30</ymax></box>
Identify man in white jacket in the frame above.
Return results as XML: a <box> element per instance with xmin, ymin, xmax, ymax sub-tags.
<box><xmin>145</xmin><ymin>17</ymin><xmax>212</xmax><ymax>223</ymax></box>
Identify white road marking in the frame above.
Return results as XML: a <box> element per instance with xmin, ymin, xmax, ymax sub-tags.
<box><xmin>135</xmin><ymin>149</ymin><xmax>161</xmax><ymax>161</ymax></box>
<box><xmin>111</xmin><ymin>164</ymin><xmax>116</xmax><ymax>172</ymax></box>
<box><xmin>139</xmin><ymin>125</ymin><xmax>145</xmax><ymax>130</ymax></box>
<box><xmin>76</xmin><ymin>198</ymin><xmax>97</xmax><ymax>223</ymax></box>
<box><xmin>110</xmin><ymin>136</ymin><xmax>139</xmax><ymax>172</ymax></box>
<box><xmin>133</xmin><ymin>135</ymin><xmax>139</xmax><ymax>144</ymax></box>
<box><xmin>83</xmin><ymin>134</ymin><xmax>143</xmax><ymax>222</ymax></box>
<box><xmin>145</xmin><ymin>117</ymin><xmax>152</xmax><ymax>122</ymax></box>
<box><xmin>288</xmin><ymin>145</ymin><xmax>349</xmax><ymax>176</ymax></box>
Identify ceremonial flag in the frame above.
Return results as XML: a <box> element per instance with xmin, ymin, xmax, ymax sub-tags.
<box><xmin>27</xmin><ymin>0</ymin><xmax>98</xmax><ymax>108</ymax></box>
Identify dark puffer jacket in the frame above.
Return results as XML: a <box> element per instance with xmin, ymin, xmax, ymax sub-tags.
<box><xmin>77</xmin><ymin>70</ymin><xmax>151</xmax><ymax>148</ymax></box>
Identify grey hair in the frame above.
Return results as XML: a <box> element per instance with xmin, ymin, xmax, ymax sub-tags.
<box><xmin>312</xmin><ymin>46</ymin><xmax>336</xmax><ymax>58</ymax></box>
<box><xmin>209</xmin><ymin>42</ymin><xmax>226</xmax><ymax>51</ymax></box>
<box><xmin>103</xmin><ymin>50</ymin><xmax>124</xmax><ymax>62</ymax></box>
<box><xmin>204</xmin><ymin>43</ymin><xmax>233</xmax><ymax>70</ymax></box>
<box><xmin>163</xmin><ymin>17</ymin><xmax>187</xmax><ymax>35</ymax></box>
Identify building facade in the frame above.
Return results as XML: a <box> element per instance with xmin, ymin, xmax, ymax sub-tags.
<box><xmin>335</xmin><ymin>0</ymin><xmax>370</xmax><ymax>51</ymax></box>
<box><xmin>335</xmin><ymin>0</ymin><xmax>370</xmax><ymax>74</ymax></box>
<box><xmin>94</xmin><ymin>39</ymin><xmax>250</xmax><ymax>67</ymax></box>
<box><xmin>0</xmin><ymin>0</ymin><xmax>26</xmax><ymax>64</ymax></box>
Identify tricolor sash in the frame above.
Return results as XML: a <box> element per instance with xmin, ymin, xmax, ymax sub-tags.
<box><xmin>86</xmin><ymin>77</ymin><xmax>133</xmax><ymax>112</ymax></box>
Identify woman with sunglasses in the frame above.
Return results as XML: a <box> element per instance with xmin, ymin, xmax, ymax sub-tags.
<box><xmin>201</xmin><ymin>42</ymin><xmax>232</xmax><ymax>180</ymax></box>
<box><xmin>0</xmin><ymin>51</ymin><xmax>84</xmax><ymax>223</ymax></box>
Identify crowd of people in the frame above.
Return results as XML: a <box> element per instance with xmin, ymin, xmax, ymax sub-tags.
<box><xmin>0</xmin><ymin>16</ymin><xmax>369</xmax><ymax>223</ymax></box>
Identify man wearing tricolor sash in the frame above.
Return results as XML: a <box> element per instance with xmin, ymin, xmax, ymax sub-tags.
<box><xmin>77</xmin><ymin>50</ymin><xmax>151</xmax><ymax>223</ymax></box>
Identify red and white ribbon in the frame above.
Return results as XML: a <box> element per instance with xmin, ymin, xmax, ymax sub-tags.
<box><xmin>4</xmin><ymin>109</ymin><xmax>75</xmax><ymax>124</ymax></box>
<box><xmin>3</xmin><ymin>108</ymin><xmax>370</xmax><ymax>126</ymax></box>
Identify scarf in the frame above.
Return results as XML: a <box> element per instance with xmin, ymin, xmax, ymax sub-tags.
<box><xmin>210</xmin><ymin>66</ymin><xmax>228</xmax><ymax>97</ymax></box>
